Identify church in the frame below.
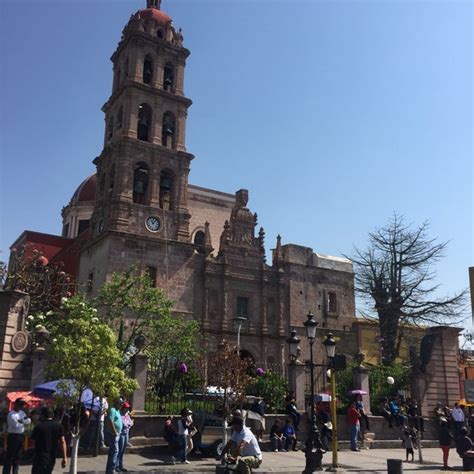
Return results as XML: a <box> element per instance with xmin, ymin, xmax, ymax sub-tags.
<box><xmin>11</xmin><ymin>0</ymin><xmax>358</xmax><ymax>367</ymax></box>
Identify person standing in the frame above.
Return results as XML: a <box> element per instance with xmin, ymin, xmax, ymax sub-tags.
<box><xmin>105</xmin><ymin>400</ymin><xmax>123</xmax><ymax>474</ymax></box>
<box><xmin>346</xmin><ymin>401</ymin><xmax>361</xmax><ymax>452</ymax></box>
<box><xmin>400</xmin><ymin>426</ymin><xmax>415</xmax><ymax>462</ymax></box>
<box><xmin>117</xmin><ymin>402</ymin><xmax>134</xmax><ymax>472</ymax></box>
<box><xmin>452</xmin><ymin>403</ymin><xmax>465</xmax><ymax>435</ymax></box>
<box><xmin>30</xmin><ymin>407</ymin><xmax>67</xmax><ymax>474</ymax></box>
<box><xmin>3</xmin><ymin>398</ymin><xmax>31</xmax><ymax>474</ymax></box>
<box><xmin>439</xmin><ymin>418</ymin><xmax>454</xmax><ymax>470</ymax></box>
<box><xmin>177</xmin><ymin>408</ymin><xmax>192</xmax><ymax>464</ymax></box>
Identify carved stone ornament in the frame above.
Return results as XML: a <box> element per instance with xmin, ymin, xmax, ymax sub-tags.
<box><xmin>11</xmin><ymin>331</ymin><xmax>30</xmax><ymax>354</ymax></box>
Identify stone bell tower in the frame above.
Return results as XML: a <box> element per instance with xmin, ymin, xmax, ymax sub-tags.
<box><xmin>90</xmin><ymin>0</ymin><xmax>193</xmax><ymax>241</ymax></box>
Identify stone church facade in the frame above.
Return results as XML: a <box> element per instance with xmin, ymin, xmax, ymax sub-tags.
<box><xmin>14</xmin><ymin>1</ymin><xmax>359</xmax><ymax>367</ymax></box>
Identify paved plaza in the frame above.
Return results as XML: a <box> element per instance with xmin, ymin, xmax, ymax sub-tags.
<box><xmin>16</xmin><ymin>448</ymin><xmax>467</xmax><ymax>474</ymax></box>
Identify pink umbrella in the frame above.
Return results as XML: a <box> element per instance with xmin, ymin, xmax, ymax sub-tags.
<box><xmin>349</xmin><ymin>389</ymin><xmax>368</xmax><ymax>396</ymax></box>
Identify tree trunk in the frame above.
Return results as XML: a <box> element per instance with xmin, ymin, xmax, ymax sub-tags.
<box><xmin>379</xmin><ymin>310</ymin><xmax>400</xmax><ymax>365</ymax></box>
<box><xmin>69</xmin><ymin>434</ymin><xmax>80</xmax><ymax>474</ymax></box>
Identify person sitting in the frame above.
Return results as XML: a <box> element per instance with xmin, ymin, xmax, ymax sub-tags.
<box><xmin>282</xmin><ymin>418</ymin><xmax>297</xmax><ymax>452</ymax></box>
<box><xmin>285</xmin><ymin>394</ymin><xmax>300</xmax><ymax>431</ymax></box>
<box><xmin>221</xmin><ymin>415</ymin><xmax>262</xmax><ymax>473</ymax></box>
<box><xmin>269</xmin><ymin>419</ymin><xmax>285</xmax><ymax>452</ymax></box>
<box><xmin>456</xmin><ymin>426</ymin><xmax>473</xmax><ymax>458</ymax></box>
<box><xmin>380</xmin><ymin>398</ymin><xmax>394</xmax><ymax>429</ymax></box>
<box><xmin>389</xmin><ymin>398</ymin><xmax>402</xmax><ymax>427</ymax></box>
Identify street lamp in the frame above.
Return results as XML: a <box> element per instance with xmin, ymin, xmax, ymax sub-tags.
<box><xmin>303</xmin><ymin>311</ymin><xmax>324</xmax><ymax>472</ymax></box>
<box><xmin>286</xmin><ymin>329</ymin><xmax>301</xmax><ymax>363</ymax></box>
<box><xmin>233</xmin><ymin>315</ymin><xmax>247</xmax><ymax>350</ymax></box>
<box><xmin>323</xmin><ymin>333</ymin><xmax>339</xmax><ymax>471</ymax></box>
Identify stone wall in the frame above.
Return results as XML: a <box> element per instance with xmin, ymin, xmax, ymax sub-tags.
<box><xmin>0</xmin><ymin>291</ymin><xmax>32</xmax><ymax>393</ymax></box>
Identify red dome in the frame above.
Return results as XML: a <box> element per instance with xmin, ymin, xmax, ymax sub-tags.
<box><xmin>135</xmin><ymin>8</ymin><xmax>171</xmax><ymax>24</ymax></box>
<box><xmin>70</xmin><ymin>174</ymin><xmax>97</xmax><ymax>204</ymax></box>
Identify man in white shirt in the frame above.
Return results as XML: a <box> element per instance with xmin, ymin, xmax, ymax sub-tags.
<box><xmin>222</xmin><ymin>416</ymin><xmax>262</xmax><ymax>474</ymax></box>
<box><xmin>3</xmin><ymin>398</ymin><xmax>31</xmax><ymax>474</ymax></box>
<box><xmin>452</xmin><ymin>403</ymin><xmax>465</xmax><ymax>435</ymax></box>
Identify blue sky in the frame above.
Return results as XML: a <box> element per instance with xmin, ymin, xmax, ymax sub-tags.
<box><xmin>1</xmin><ymin>1</ymin><xmax>472</xmax><ymax>330</ymax></box>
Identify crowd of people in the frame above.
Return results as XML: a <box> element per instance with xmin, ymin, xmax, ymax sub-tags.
<box><xmin>3</xmin><ymin>392</ymin><xmax>474</xmax><ymax>473</ymax></box>
<box><xmin>1</xmin><ymin>396</ymin><xmax>134</xmax><ymax>474</ymax></box>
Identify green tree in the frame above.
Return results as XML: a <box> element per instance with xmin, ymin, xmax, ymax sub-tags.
<box><xmin>350</xmin><ymin>215</ymin><xmax>466</xmax><ymax>365</ymax></box>
<box><xmin>245</xmin><ymin>370</ymin><xmax>288</xmax><ymax>413</ymax></box>
<box><xmin>46</xmin><ymin>295</ymin><xmax>138</xmax><ymax>474</ymax></box>
<box><xmin>96</xmin><ymin>268</ymin><xmax>174</xmax><ymax>363</ymax></box>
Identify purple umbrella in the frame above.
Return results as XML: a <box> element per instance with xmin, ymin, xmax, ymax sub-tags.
<box><xmin>349</xmin><ymin>389</ymin><xmax>368</xmax><ymax>396</ymax></box>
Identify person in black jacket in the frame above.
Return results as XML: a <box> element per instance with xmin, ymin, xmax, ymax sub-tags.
<box><xmin>439</xmin><ymin>419</ymin><xmax>454</xmax><ymax>470</ymax></box>
<box><xmin>455</xmin><ymin>426</ymin><xmax>473</xmax><ymax>459</ymax></box>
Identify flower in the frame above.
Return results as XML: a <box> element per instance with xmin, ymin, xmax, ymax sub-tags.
<box><xmin>179</xmin><ymin>362</ymin><xmax>188</xmax><ymax>374</ymax></box>
<box><xmin>52</xmin><ymin>338</ymin><xmax>57</xmax><ymax>343</ymax></box>
<box><xmin>35</xmin><ymin>324</ymin><xmax>45</xmax><ymax>330</ymax></box>
<box><xmin>91</xmin><ymin>317</ymin><xmax>99</xmax><ymax>323</ymax></box>
<box><xmin>256</xmin><ymin>367</ymin><xmax>265</xmax><ymax>376</ymax></box>
<box><xmin>61</xmin><ymin>297</ymin><xmax>68</xmax><ymax>304</ymax></box>
<box><xmin>27</xmin><ymin>315</ymin><xmax>34</xmax><ymax>321</ymax></box>
<box><xmin>37</xmin><ymin>315</ymin><xmax>44</xmax><ymax>320</ymax></box>
<box><xmin>46</xmin><ymin>311</ymin><xmax>53</xmax><ymax>316</ymax></box>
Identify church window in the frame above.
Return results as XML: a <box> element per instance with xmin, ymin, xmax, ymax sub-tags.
<box><xmin>78</xmin><ymin>220</ymin><xmax>90</xmax><ymax>235</ymax></box>
<box><xmin>159</xmin><ymin>170</ymin><xmax>174</xmax><ymax>210</ymax></box>
<box><xmin>236</xmin><ymin>296</ymin><xmax>249</xmax><ymax>318</ymax></box>
<box><xmin>157</xmin><ymin>28</ymin><xmax>164</xmax><ymax>39</ymax></box>
<box><xmin>161</xmin><ymin>112</ymin><xmax>175</xmax><ymax>149</ymax></box>
<box><xmin>117</xmin><ymin>106</ymin><xmax>123</xmax><ymax>129</ymax></box>
<box><xmin>146</xmin><ymin>266</ymin><xmax>157</xmax><ymax>287</ymax></box>
<box><xmin>87</xmin><ymin>272</ymin><xmax>94</xmax><ymax>293</ymax></box>
<box><xmin>194</xmin><ymin>230</ymin><xmax>205</xmax><ymax>246</ymax></box>
<box><xmin>107</xmin><ymin>117</ymin><xmax>114</xmax><ymax>140</ymax></box>
<box><xmin>143</xmin><ymin>55</ymin><xmax>153</xmax><ymax>84</ymax></box>
<box><xmin>137</xmin><ymin>104</ymin><xmax>152</xmax><ymax>142</ymax></box>
<box><xmin>108</xmin><ymin>165</ymin><xmax>115</xmax><ymax>194</ymax></box>
<box><xmin>327</xmin><ymin>291</ymin><xmax>337</xmax><ymax>313</ymax></box>
<box><xmin>133</xmin><ymin>162</ymin><xmax>149</xmax><ymax>204</ymax></box>
<box><xmin>163</xmin><ymin>63</ymin><xmax>174</xmax><ymax>92</ymax></box>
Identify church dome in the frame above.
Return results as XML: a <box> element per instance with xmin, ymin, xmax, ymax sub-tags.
<box><xmin>70</xmin><ymin>174</ymin><xmax>97</xmax><ymax>205</ymax></box>
<box><xmin>135</xmin><ymin>7</ymin><xmax>171</xmax><ymax>25</ymax></box>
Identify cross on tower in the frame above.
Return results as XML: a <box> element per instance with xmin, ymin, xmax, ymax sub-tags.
<box><xmin>147</xmin><ymin>0</ymin><xmax>161</xmax><ymax>9</ymax></box>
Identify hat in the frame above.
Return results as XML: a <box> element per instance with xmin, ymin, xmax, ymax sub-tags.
<box><xmin>181</xmin><ymin>408</ymin><xmax>192</xmax><ymax>416</ymax></box>
<box><xmin>121</xmin><ymin>402</ymin><xmax>131</xmax><ymax>409</ymax></box>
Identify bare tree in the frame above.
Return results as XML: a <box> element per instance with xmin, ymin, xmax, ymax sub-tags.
<box><xmin>350</xmin><ymin>214</ymin><xmax>467</xmax><ymax>365</ymax></box>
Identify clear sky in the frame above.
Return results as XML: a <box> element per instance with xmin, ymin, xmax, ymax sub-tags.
<box><xmin>1</xmin><ymin>1</ymin><xmax>472</xmax><ymax>331</ymax></box>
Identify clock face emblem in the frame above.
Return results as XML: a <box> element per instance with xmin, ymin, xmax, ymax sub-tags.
<box><xmin>145</xmin><ymin>216</ymin><xmax>161</xmax><ymax>232</ymax></box>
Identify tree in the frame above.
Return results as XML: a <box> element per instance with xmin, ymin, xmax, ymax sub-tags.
<box><xmin>46</xmin><ymin>295</ymin><xmax>138</xmax><ymax>474</ymax></box>
<box><xmin>96</xmin><ymin>268</ymin><xmax>174</xmax><ymax>364</ymax></box>
<box><xmin>2</xmin><ymin>245</ymin><xmax>73</xmax><ymax>314</ymax></box>
<box><xmin>351</xmin><ymin>215</ymin><xmax>466</xmax><ymax>365</ymax></box>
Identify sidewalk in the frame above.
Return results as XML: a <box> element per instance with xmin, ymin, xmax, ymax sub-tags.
<box><xmin>17</xmin><ymin>448</ymin><xmax>466</xmax><ymax>474</ymax></box>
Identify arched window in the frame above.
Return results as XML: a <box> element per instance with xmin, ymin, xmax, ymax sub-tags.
<box><xmin>124</xmin><ymin>57</ymin><xmax>129</xmax><ymax>79</ymax></box>
<box><xmin>133</xmin><ymin>162</ymin><xmax>149</xmax><ymax>204</ymax></box>
<box><xmin>108</xmin><ymin>165</ymin><xmax>115</xmax><ymax>194</ymax></box>
<box><xmin>157</xmin><ymin>28</ymin><xmax>164</xmax><ymax>39</ymax></box>
<box><xmin>163</xmin><ymin>63</ymin><xmax>174</xmax><ymax>92</ymax></box>
<box><xmin>137</xmin><ymin>104</ymin><xmax>152</xmax><ymax>142</ymax></box>
<box><xmin>194</xmin><ymin>230</ymin><xmax>205</xmax><ymax>246</ymax></box>
<box><xmin>143</xmin><ymin>54</ymin><xmax>153</xmax><ymax>84</ymax></box>
<box><xmin>161</xmin><ymin>112</ymin><xmax>176</xmax><ymax>149</ymax></box>
<box><xmin>116</xmin><ymin>106</ymin><xmax>123</xmax><ymax>129</ymax></box>
<box><xmin>107</xmin><ymin>117</ymin><xmax>114</xmax><ymax>140</ymax></box>
<box><xmin>159</xmin><ymin>170</ymin><xmax>174</xmax><ymax>210</ymax></box>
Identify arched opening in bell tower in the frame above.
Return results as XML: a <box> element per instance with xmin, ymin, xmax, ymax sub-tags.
<box><xmin>161</xmin><ymin>112</ymin><xmax>176</xmax><ymax>149</ymax></box>
<box><xmin>143</xmin><ymin>55</ymin><xmax>154</xmax><ymax>84</ymax></box>
<box><xmin>159</xmin><ymin>170</ymin><xmax>174</xmax><ymax>210</ymax></box>
<box><xmin>163</xmin><ymin>63</ymin><xmax>174</xmax><ymax>92</ymax></box>
<box><xmin>137</xmin><ymin>104</ymin><xmax>152</xmax><ymax>142</ymax></box>
<box><xmin>133</xmin><ymin>162</ymin><xmax>150</xmax><ymax>205</ymax></box>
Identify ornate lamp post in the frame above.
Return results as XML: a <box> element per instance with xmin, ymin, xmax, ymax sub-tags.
<box><xmin>323</xmin><ymin>333</ymin><xmax>339</xmax><ymax>471</ymax></box>
<box><xmin>286</xmin><ymin>329</ymin><xmax>301</xmax><ymax>363</ymax></box>
<box><xmin>303</xmin><ymin>311</ymin><xmax>324</xmax><ymax>472</ymax></box>
<box><xmin>233</xmin><ymin>315</ymin><xmax>247</xmax><ymax>351</ymax></box>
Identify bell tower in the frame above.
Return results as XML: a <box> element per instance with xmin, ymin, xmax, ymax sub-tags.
<box><xmin>90</xmin><ymin>0</ymin><xmax>193</xmax><ymax>241</ymax></box>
